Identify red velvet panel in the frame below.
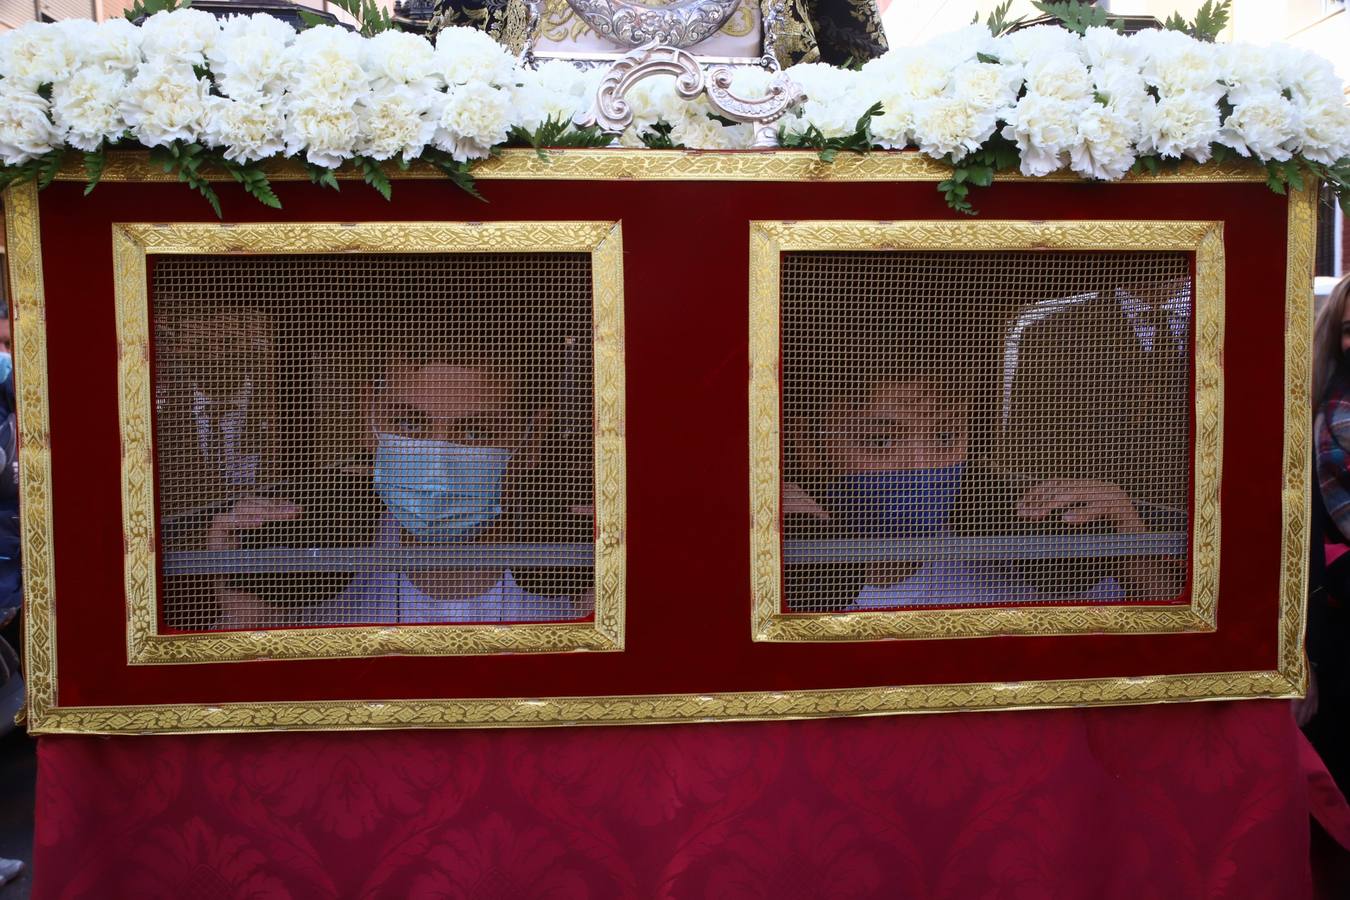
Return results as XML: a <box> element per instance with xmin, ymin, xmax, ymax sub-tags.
<box><xmin>31</xmin><ymin>169</ymin><xmax>1291</xmax><ymax>708</ymax></box>
<box><xmin>32</xmin><ymin>702</ymin><xmax>1312</xmax><ymax>899</ymax></box>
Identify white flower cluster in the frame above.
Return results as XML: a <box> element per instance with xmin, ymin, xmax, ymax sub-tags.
<box><xmin>777</xmin><ymin>22</ymin><xmax>1350</xmax><ymax>179</ymax></box>
<box><xmin>0</xmin><ymin>10</ymin><xmax>561</xmax><ymax>168</ymax></box>
<box><xmin>1</xmin><ymin>11</ymin><xmax>1347</xmax><ymax>182</ymax></box>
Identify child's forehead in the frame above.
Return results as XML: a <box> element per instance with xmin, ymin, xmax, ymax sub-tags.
<box><xmin>378</xmin><ymin>361</ymin><xmax>515</xmax><ymax>403</ymax></box>
<box><xmin>844</xmin><ymin>378</ymin><xmax>964</xmax><ymax>413</ymax></box>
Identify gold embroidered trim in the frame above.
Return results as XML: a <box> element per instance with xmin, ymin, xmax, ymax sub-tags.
<box><xmin>52</xmin><ymin>150</ymin><xmax>1271</xmax><ymax>185</ymax></box>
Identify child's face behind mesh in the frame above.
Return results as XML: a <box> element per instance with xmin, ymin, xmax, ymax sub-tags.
<box><xmin>823</xmin><ymin>378</ymin><xmax>969</xmax><ymax>475</ymax></box>
<box><xmin>370</xmin><ymin>361</ymin><xmax>526</xmax><ymax>450</ymax></box>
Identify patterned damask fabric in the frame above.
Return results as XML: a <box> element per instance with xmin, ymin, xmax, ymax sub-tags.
<box><xmin>427</xmin><ymin>0</ymin><xmax>887</xmax><ymax>66</ymax></box>
<box><xmin>34</xmin><ymin>701</ymin><xmax>1311</xmax><ymax>899</ymax></box>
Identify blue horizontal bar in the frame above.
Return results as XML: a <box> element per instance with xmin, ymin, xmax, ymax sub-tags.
<box><xmin>783</xmin><ymin>532</ymin><xmax>1187</xmax><ymax>564</ymax></box>
<box><xmin>162</xmin><ymin>544</ymin><xmax>596</xmax><ymax>576</ymax></box>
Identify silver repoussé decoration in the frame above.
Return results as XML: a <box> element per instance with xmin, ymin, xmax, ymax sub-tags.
<box><xmin>574</xmin><ymin>43</ymin><xmax>805</xmax><ymax>148</ymax></box>
<box><xmin>563</xmin><ymin>0</ymin><xmax>742</xmax><ymax>49</ymax></box>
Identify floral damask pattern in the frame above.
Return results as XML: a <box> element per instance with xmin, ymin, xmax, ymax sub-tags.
<box><xmin>34</xmin><ymin>702</ymin><xmax>1312</xmax><ymax>900</ymax></box>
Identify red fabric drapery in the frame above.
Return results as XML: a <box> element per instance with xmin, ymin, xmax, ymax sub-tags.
<box><xmin>33</xmin><ymin>700</ymin><xmax>1318</xmax><ymax>898</ymax></box>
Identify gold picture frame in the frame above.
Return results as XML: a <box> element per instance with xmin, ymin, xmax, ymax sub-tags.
<box><xmin>749</xmin><ymin>219</ymin><xmax>1227</xmax><ymax>641</ymax></box>
<box><xmin>110</xmin><ymin>220</ymin><xmax>627</xmax><ymax>663</ymax></box>
<box><xmin>2</xmin><ymin>155</ymin><xmax>1310</xmax><ymax>734</ymax></box>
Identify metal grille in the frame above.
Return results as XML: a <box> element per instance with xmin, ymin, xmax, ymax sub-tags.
<box><xmin>152</xmin><ymin>253</ymin><xmax>595</xmax><ymax>630</ymax></box>
<box><xmin>780</xmin><ymin>250</ymin><xmax>1192</xmax><ymax>612</ymax></box>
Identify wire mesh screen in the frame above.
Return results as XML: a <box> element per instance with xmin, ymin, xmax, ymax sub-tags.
<box><xmin>151</xmin><ymin>253</ymin><xmax>595</xmax><ymax>631</ymax></box>
<box><xmin>780</xmin><ymin>250</ymin><xmax>1192</xmax><ymax>612</ymax></box>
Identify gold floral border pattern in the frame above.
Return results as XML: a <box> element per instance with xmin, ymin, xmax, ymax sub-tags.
<box><xmin>4</xmin><ymin>176</ymin><xmax>1309</xmax><ymax>735</ymax></box>
<box><xmin>53</xmin><ymin>150</ymin><xmax>1272</xmax><ymax>185</ymax></box>
<box><xmin>1</xmin><ymin>182</ymin><xmax>57</xmax><ymax>726</ymax></box>
<box><xmin>749</xmin><ymin>219</ymin><xmax>1225</xmax><ymax>641</ymax></box>
<box><xmin>30</xmin><ymin>669</ymin><xmax>1296</xmax><ymax>735</ymax></box>
<box><xmin>1279</xmin><ymin>187</ymin><xmax>1316</xmax><ymax>692</ymax></box>
<box><xmin>111</xmin><ymin>220</ymin><xmax>626</xmax><ymax>663</ymax></box>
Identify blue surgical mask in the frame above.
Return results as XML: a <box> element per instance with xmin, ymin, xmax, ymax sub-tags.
<box><xmin>826</xmin><ymin>464</ymin><xmax>964</xmax><ymax>536</ymax></box>
<box><xmin>373</xmin><ymin>432</ymin><xmax>512</xmax><ymax>542</ymax></box>
<box><xmin>0</xmin><ymin>354</ymin><xmax>12</xmax><ymax>386</ymax></box>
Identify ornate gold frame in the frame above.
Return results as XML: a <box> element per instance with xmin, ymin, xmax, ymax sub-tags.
<box><xmin>749</xmin><ymin>219</ymin><xmax>1225</xmax><ymax>641</ymax></box>
<box><xmin>2</xmin><ymin>168</ymin><xmax>1310</xmax><ymax>734</ymax></box>
<box><xmin>110</xmin><ymin>220</ymin><xmax>626</xmax><ymax>663</ymax></box>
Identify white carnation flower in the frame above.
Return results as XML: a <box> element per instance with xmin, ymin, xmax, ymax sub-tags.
<box><xmin>363</xmin><ymin>30</ymin><xmax>439</xmax><ymax>93</ymax></box>
<box><xmin>209</xmin><ymin>14</ymin><xmax>296</xmax><ymax>99</ymax></box>
<box><xmin>860</xmin><ymin>49</ymin><xmax>947</xmax><ymax>101</ymax></box>
<box><xmin>1297</xmin><ymin>96</ymin><xmax>1350</xmax><ymax>166</ymax></box>
<box><xmin>1080</xmin><ymin>26</ymin><xmax>1140</xmax><ymax>69</ymax></box>
<box><xmin>139</xmin><ymin>8</ymin><xmax>221</xmax><ymax>68</ymax></box>
<box><xmin>911</xmin><ymin>97</ymin><xmax>997</xmax><ymax>161</ymax></box>
<box><xmin>1000</xmin><ymin>93</ymin><xmax>1082</xmax><ymax>177</ymax></box>
<box><xmin>868</xmin><ymin>85</ymin><xmax>917</xmax><ymax>149</ymax></box>
<box><xmin>52</xmin><ymin>68</ymin><xmax>129</xmax><ymax>152</ymax></box>
<box><xmin>284</xmin><ymin>95</ymin><xmax>360</xmax><ymax>168</ymax></box>
<box><xmin>1070</xmin><ymin>103</ymin><xmax>1137</xmax><ymax>180</ymax></box>
<box><xmin>1024</xmin><ymin>51</ymin><xmax>1093</xmax><ymax>103</ymax></box>
<box><xmin>1277</xmin><ymin>46</ymin><xmax>1345</xmax><ymax>108</ymax></box>
<box><xmin>510</xmin><ymin>60</ymin><xmax>595</xmax><ymax>131</ymax></box>
<box><xmin>433</xmin><ymin>26</ymin><xmax>516</xmax><ymax>88</ymax></box>
<box><xmin>950</xmin><ymin>60</ymin><xmax>1022</xmax><ymax>110</ymax></box>
<box><xmin>1137</xmin><ymin>93</ymin><xmax>1221</xmax><ymax>162</ymax></box>
<box><xmin>1219</xmin><ymin>42</ymin><xmax>1283</xmax><ymax>94</ymax></box>
<box><xmin>121</xmin><ymin>60</ymin><xmax>211</xmax><ymax>148</ymax></box>
<box><xmin>0</xmin><ymin>21</ymin><xmax>80</xmax><ymax>89</ymax></box>
<box><xmin>1135</xmin><ymin>28</ymin><xmax>1222</xmax><ymax>99</ymax></box>
<box><xmin>783</xmin><ymin>64</ymin><xmax>866</xmax><ymax>139</ymax></box>
<box><xmin>1219</xmin><ymin>88</ymin><xmax>1300</xmax><ymax>161</ymax></box>
<box><xmin>669</xmin><ymin>112</ymin><xmax>752</xmax><ymax>150</ymax></box>
<box><xmin>357</xmin><ymin>86</ymin><xmax>438</xmax><ymax>160</ymax></box>
<box><xmin>0</xmin><ymin>81</ymin><xmax>59</xmax><ymax>165</ymax></box>
<box><xmin>922</xmin><ymin>24</ymin><xmax>995</xmax><ymax>64</ymax></box>
<box><xmin>289</xmin><ymin>26</ymin><xmax>369</xmax><ymax>100</ymax></box>
<box><xmin>1092</xmin><ymin>63</ymin><xmax>1149</xmax><ymax>119</ymax></box>
<box><xmin>994</xmin><ymin>25</ymin><xmax>1082</xmax><ymax>67</ymax></box>
<box><xmin>434</xmin><ymin>81</ymin><xmax>513</xmax><ymax>162</ymax></box>
<box><xmin>87</xmin><ymin>18</ymin><xmax>143</xmax><ymax>75</ymax></box>
<box><xmin>204</xmin><ymin>93</ymin><xmax>286</xmax><ymax>162</ymax></box>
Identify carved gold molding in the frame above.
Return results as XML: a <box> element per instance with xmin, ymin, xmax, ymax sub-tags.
<box><xmin>52</xmin><ymin>150</ymin><xmax>1271</xmax><ymax>185</ymax></box>
<box><xmin>748</xmin><ymin>219</ymin><xmax>1225</xmax><ymax>641</ymax></box>
<box><xmin>2</xmin><ymin>182</ymin><xmax>57</xmax><ymax>726</ymax></box>
<box><xmin>1279</xmin><ymin>187</ymin><xmax>1316</xmax><ymax>693</ymax></box>
<box><xmin>111</xmin><ymin>220</ymin><xmax>627</xmax><ymax>663</ymax></box>
<box><xmin>30</xmin><ymin>669</ymin><xmax>1298</xmax><ymax>735</ymax></box>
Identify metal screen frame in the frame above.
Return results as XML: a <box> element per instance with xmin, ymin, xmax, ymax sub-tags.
<box><xmin>112</xmin><ymin>221</ymin><xmax>626</xmax><ymax>664</ymax></box>
<box><xmin>749</xmin><ymin>220</ymin><xmax>1226</xmax><ymax>642</ymax></box>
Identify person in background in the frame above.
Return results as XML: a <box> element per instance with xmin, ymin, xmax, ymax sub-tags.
<box><xmin>0</xmin><ymin>303</ymin><xmax>24</xmax><ymax>889</ymax></box>
<box><xmin>1307</xmin><ymin>273</ymin><xmax>1350</xmax><ymax>789</ymax></box>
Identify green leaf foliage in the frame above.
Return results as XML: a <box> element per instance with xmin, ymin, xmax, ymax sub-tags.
<box><xmin>124</xmin><ymin>0</ymin><xmax>190</xmax><ymax>22</ymax></box>
<box><xmin>1162</xmin><ymin>0</ymin><xmax>1231</xmax><ymax>41</ymax></box>
<box><xmin>1031</xmin><ymin>1</ymin><xmax>1124</xmax><ymax>35</ymax></box>
<box><xmin>936</xmin><ymin>133</ymin><xmax>1020</xmax><ymax>215</ymax></box>
<box><xmin>311</xmin><ymin>0</ymin><xmax>394</xmax><ymax>36</ymax></box>
<box><xmin>83</xmin><ymin>149</ymin><xmax>107</xmax><ymax>196</ymax></box>
<box><xmin>975</xmin><ymin>1</ymin><xmax>1026</xmax><ymax>37</ymax></box>
<box><xmin>506</xmin><ymin>115</ymin><xmax>614</xmax><ymax>159</ymax></box>
<box><xmin>778</xmin><ymin>101</ymin><xmax>883</xmax><ymax>163</ymax></box>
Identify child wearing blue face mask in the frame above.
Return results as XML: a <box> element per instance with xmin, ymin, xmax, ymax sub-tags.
<box><xmin>783</xmin><ymin>375</ymin><xmax>1179</xmax><ymax>610</ymax></box>
<box><xmin>206</xmin><ymin>339</ymin><xmax>591</xmax><ymax>629</ymax></box>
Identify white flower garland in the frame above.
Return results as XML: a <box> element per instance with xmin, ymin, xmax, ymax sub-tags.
<box><xmin>0</xmin><ymin>11</ymin><xmax>1347</xmax><ymax>205</ymax></box>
